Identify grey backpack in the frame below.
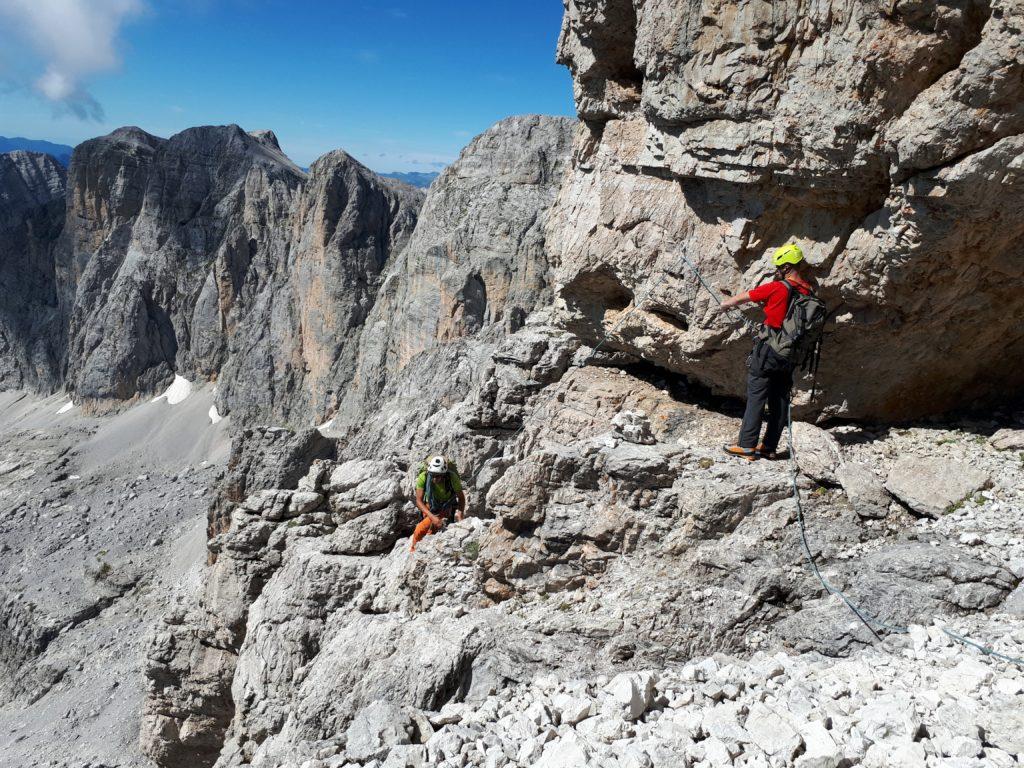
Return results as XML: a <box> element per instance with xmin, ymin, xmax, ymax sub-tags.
<box><xmin>765</xmin><ymin>280</ymin><xmax>828</xmax><ymax>371</ymax></box>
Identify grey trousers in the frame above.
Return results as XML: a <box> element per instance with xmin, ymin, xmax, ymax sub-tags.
<box><xmin>738</xmin><ymin>342</ymin><xmax>793</xmax><ymax>451</ymax></box>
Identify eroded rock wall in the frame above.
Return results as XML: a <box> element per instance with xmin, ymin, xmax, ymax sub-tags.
<box><xmin>335</xmin><ymin>115</ymin><xmax>575</xmax><ymax>432</ymax></box>
<box><xmin>550</xmin><ymin>0</ymin><xmax>1024</xmax><ymax>419</ymax></box>
<box><xmin>59</xmin><ymin>126</ymin><xmax>305</xmax><ymax>402</ymax></box>
<box><xmin>7</xmin><ymin>126</ymin><xmax>424</xmax><ymax>426</ymax></box>
<box><xmin>0</xmin><ymin>151</ymin><xmax>67</xmax><ymax>391</ymax></box>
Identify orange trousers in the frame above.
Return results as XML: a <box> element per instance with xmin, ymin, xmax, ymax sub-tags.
<box><xmin>410</xmin><ymin>509</ymin><xmax>452</xmax><ymax>550</ymax></box>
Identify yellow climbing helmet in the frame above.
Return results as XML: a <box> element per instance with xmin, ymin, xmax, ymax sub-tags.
<box><xmin>772</xmin><ymin>243</ymin><xmax>804</xmax><ymax>267</ymax></box>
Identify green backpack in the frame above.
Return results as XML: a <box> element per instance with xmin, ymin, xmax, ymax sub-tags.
<box><xmin>416</xmin><ymin>456</ymin><xmax>460</xmax><ymax>510</ymax></box>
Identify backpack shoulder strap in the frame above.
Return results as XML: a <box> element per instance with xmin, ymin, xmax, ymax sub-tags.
<box><xmin>780</xmin><ymin>279</ymin><xmax>797</xmax><ymax>313</ymax></box>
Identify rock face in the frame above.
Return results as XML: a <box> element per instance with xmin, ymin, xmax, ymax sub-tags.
<box><xmin>59</xmin><ymin>126</ymin><xmax>306</xmax><ymax>403</ymax></box>
<box><xmin>215</xmin><ymin>151</ymin><xmax>423</xmax><ymax>425</ymax></box>
<box><xmin>57</xmin><ymin>126</ymin><xmax>423</xmax><ymax>423</ymax></box>
<box><xmin>141</xmin><ymin>329</ymin><xmax>1024</xmax><ymax>766</ymax></box>
<box><xmin>0</xmin><ymin>151</ymin><xmax>67</xmax><ymax>391</ymax></box>
<box><xmin>335</xmin><ymin>115</ymin><xmax>575</xmax><ymax>430</ymax></box>
<box><xmin>2</xmin><ymin>127</ymin><xmax>423</xmax><ymax>427</ymax></box>
<box><xmin>550</xmin><ymin>0</ymin><xmax>1024</xmax><ymax>419</ymax></box>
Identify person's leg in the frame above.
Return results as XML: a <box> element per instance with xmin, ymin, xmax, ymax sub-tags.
<box><xmin>761</xmin><ymin>368</ymin><xmax>793</xmax><ymax>453</ymax></box>
<box><xmin>737</xmin><ymin>368</ymin><xmax>771</xmax><ymax>449</ymax></box>
<box><xmin>410</xmin><ymin>515</ymin><xmax>437</xmax><ymax>551</ymax></box>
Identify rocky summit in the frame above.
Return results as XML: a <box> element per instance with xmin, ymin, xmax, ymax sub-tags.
<box><xmin>1</xmin><ymin>3</ymin><xmax>1023</xmax><ymax>768</ymax></box>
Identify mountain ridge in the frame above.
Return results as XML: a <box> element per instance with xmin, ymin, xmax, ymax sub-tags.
<box><xmin>0</xmin><ymin>136</ymin><xmax>75</xmax><ymax>166</ymax></box>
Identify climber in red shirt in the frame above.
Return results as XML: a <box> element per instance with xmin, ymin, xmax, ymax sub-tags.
<box><xmin>718</xmin><ymin>243</ymin><xmax>814</xmax><ymax>460</ymax></box>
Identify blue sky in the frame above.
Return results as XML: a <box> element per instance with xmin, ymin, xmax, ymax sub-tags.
<box><xmin>0</xmin><ymin>1</ymin><xmax>575</xmax><ymax>171</ymax></box>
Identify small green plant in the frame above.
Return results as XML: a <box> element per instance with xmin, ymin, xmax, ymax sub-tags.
<box><xmin>463</xmin><ymin>540</ymin><xmax>480</xmax><ymax>561</ymax></box>
<box><xmin>557</xmin><ymin>601</ymin><xmax>571</xmax><ymax>612</ymax></box>
<box><xmin>698</xmin><ymin>458</ymin><xmax>714</xmax><ymax>470</ymax></box>
<box><xmin>91</xmin><ymin>560</ymin><xmax>112</xmax><ymax>582</ymax></box>
<box><xmin>946</xmin><ymin>498</ymin><xmax>965</xmax><ymax>515</ymax></box>
<box><xmin>812</xmin><ymin>486</ymin><xmax>829</xmax><ymax>497</ymax></box>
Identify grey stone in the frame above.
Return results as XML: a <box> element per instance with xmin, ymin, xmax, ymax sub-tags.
<box><xmin>1000</xmin><ymin>584</ymin><xmax>1024</xmax><ymax>616</ymax></box>
<box><xmin>791</xmin><ymin>422</ymin><xmax>843</xmax><ymax>485</ymax></box>
<box><xmin>345</xmin><ymin>700</ymin><xmax>414</xmax><ymax>762</ymax></box>
<box><xmin>551</xmin><ymin>0</ymin><xmax>1024</xmax><ymax>421</ymax></box>
<box><xmin>836</xmin><ymin>462</ymin><xmax>890</xmax><ymax>518</ymax></box>
<box><xmin>744</xmin><ymin>702</ymin><xmax>803</xmax><ymax>760</ymax></box>
<box><xmin>0</xmin><ymin>151</ymin><xmax>67</xmax><ymax>391</ymax></box>
<box><xmin>989</xmin><ymin>429</ymin><xmax>1024</xmax><ymax>451</ymax></box>
<box><xmin>885</xmin><ymin>457</ymin><xmax>991</xmax><ymax>517</ymax></box>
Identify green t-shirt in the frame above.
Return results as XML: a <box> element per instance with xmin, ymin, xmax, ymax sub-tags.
<box><xmin>416</xmin><ymin>469</ymin><xmax>463</xmax><ymax>506</ymax></box>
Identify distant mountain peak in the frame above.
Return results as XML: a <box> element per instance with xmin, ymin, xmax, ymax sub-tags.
<box><xmin>0</xmin><ymin>136</ymin><xmax>75</xmax><ymax>167</ymax></box>
<box><xmin>378</xmin><ymin>170</ymin><xmax>440</xmax><ymax>189</ymax></box>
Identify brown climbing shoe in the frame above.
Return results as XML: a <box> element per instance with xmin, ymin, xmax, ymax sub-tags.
<box><xmin>755</xmin><ymin>443</ymin><xmax>777</xmax><ymax>460</ymax></box>
<box><xmin>722</xmin><ymin>445</ymin><xmax>757</xmax><ymax>462</ymax></box>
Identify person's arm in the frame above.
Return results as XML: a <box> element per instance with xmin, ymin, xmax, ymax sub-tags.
<box><xmin>415</xmin><ymin>487</ymin><xmax>440</xmax><ymax>526</ymax></box>
<box><xmin>718</xmin><ymin>290</ymin><xmax>753</xmax><ymax>312</ymax></box>
<box><xmin>455</xmin><ymin>490</ymin><xmax>467</xmax><ymax>521</ymax></box>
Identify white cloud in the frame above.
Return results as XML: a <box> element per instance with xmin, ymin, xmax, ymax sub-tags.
<box><xmin>0</xmin><ymin>0</ymin><xmax>144</xmax><ymax>119</ymax></box>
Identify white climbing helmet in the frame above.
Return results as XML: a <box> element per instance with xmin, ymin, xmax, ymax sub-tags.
<box><xmin>427</xmin><ymin>455</ymin><xmax>447</xmax><ymax>474</ymax></box>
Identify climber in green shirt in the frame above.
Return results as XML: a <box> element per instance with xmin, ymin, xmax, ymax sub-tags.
<box><xmin>410</xmin><ymin>455</ymin><xmax>466</xmax><ymax>551</ymax></box>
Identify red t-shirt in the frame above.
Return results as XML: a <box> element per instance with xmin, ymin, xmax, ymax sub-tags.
<box><xmin>748</xmin><ymin>278</ymin><xmax>812</xmax><ymax>329</ymax></box>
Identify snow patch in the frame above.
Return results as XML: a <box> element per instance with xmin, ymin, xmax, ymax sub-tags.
<box><xmin>56</xmin><ymin>400</ymin><xmax>74</xmax><ymax>415</ymax></box>
<box><xmin>317</xmin><ymin>417</ymin><xmax>335</xmax><ymax>433</ymax></box>
<box><xmin>152</xmin><ymin>375</ymin><xmax>193</xmax><ymax>405</ymax></box>
<box><xmin>208</xmin><ymin>404</ymin><xmax>222</xmax><ymax>425</ymax></box>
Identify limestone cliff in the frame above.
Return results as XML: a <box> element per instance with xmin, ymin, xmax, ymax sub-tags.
<box><xmin>0</xmin><ymin>151</ymin><xmax>66</xmax><ymax>390</ymax></box>
<box><xmin>59</xmin><ymin>126</ymin><xmax>306</xmax><ymax>402</ymax></box>
<box><xmin>335</xmin><ymin>115</ymin><xmax>575</xmax><ymax>433</ymax></box>
<box><xmin>3</xmin><ymin>126</ymin><xmax>423</xmax><ymax>426</ymax></box>
<box><xmin>550</xmin><ymin>0</ymin><xmax>1024</xmax><ymax>419</ymax></box>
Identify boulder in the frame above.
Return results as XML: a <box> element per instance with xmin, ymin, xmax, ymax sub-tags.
<box><xmin>836</xmin><ymin>462</ymin><xmax>890</xmax><ymax>518</ymax></box>
<box><xmin>327</xmin><ymin>460</ymin><xmax>404</xmax><ymax>520</ymax></box>
<box><xmin>853</xmin><ymin>693</ymin><xmax>921</xmax><ymax>743</ymax></box>
<box><xmin>885</xmin><ymin>457</ymin><xmax>990</xmax><ymax>517</ymax></box>
<box><xmin>603</xmin><ymin>672</ymin><xmax>656</xmax><ymax>721</ymax></box>
<box><xmin>989</xmin><ymin>429</ymin><xmax>1024</xmax><ymax>451</ymax></box>
<box><xmin>744</xmin><ymin>703</ymin><xmax>803</xmax><ymax>760</ymax></box>
<box><xmin>1000</xmin><ymin>584</ymin><xmax>1024</xmax><ymax>616</ymax></box>
<box><xmin>534</xmin><ymin>732</ymin><xmax>593</xmax><ymax>768</ymax></box>
<box><xmin>791</xmin><ymin>422</ymin><xmax>843</xmax><ymax>485</ymax></box>
<box><xmin>345</xmin><ymin>701</ymin><xmax>414</xmax><ymax>762</ymax></box>
<box><xmin>795</xmin><ymin>721</ymin><xmax>842</xmax><ymax>768</ymax></box>
<box><xmin>326</xmin><ymin>508</ymin><xmax>401</xmax><ymax>555</ymax></box>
